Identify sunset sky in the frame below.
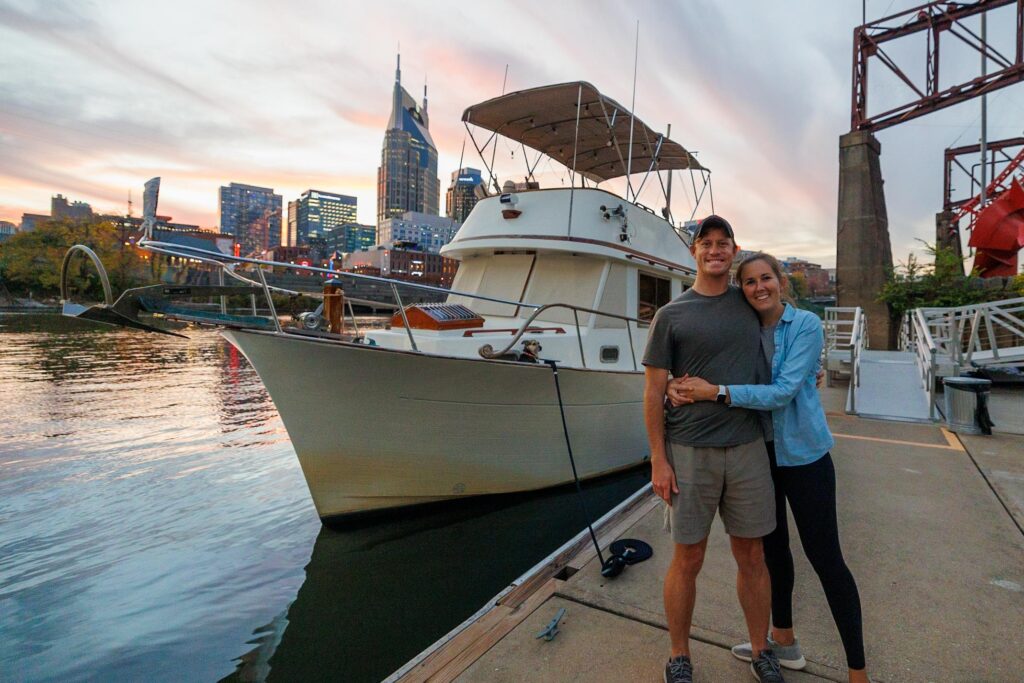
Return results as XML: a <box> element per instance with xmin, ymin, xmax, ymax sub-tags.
<box><xmin>2</xmin><ymin>0</ymin><xmax>1022</xmax><ymax>267</ymax></box>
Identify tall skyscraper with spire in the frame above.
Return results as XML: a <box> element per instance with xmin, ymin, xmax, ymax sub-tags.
<box><xmin>377</xmin><ymin>54</ymin><xmax>439</xmax><ymax>225</ymax></box>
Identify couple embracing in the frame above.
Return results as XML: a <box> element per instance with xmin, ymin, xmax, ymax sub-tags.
<box><xmin>642</xmin><ymin>216</ymin><xmax>870</xmax><ymax>683</ymax></box>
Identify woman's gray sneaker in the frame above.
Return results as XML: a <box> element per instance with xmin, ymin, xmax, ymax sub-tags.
<box><xmin>663</xmin><ymin>654</ymin><xmax>693</xmax><ymax>683</ymax></box>
<box><xmin>750</xmin><ymin>649</ymin><xmax>785</xmax><ymax>683</ymax></box>
<box><xmin>731</xmin><ymin>637</ymin><xmax>806</xmax><ymax>670</ymax></box>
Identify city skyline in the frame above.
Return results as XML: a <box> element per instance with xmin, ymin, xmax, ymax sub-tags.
<box><xmin>2</xmin><ymin>1</ymin><xmax>1023</xmax><ymax>267</ymax></box>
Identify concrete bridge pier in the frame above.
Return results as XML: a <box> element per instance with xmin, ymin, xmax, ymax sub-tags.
<box><xmin>935</xmin><ymin>209</ymin><xmax>965</xmax><ymax>272</ymax></box>
<box><xmin>836</xmin><ymin>130</ymin><xmax>897</xmax><ymax>349</ymax></box>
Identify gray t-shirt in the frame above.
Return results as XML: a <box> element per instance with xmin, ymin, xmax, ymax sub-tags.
<box><xmin>758</xmin><ymin>324</ymin><xmax>777</xmax><ymax>441</ymax></box>
<box><xmin>642</xmin><ymin>286</ymin><xmax>762</xmax><ymax>447</ymax></box>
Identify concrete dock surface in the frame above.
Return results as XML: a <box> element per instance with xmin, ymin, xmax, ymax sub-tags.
<box><xmin>396</xmin><ymin>383</ymin><xmax>1024</xmax><ymax>682</ymax></box>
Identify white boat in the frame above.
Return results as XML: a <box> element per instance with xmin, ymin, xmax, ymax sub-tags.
<box><xmin>63</xmin><ymin>82</ymin><xmax>713</xmax><ymax>522</ymax></box>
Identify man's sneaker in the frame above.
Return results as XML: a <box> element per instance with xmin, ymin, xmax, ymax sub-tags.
<box><xmin>750</xmin><ymin>649</ymin><xmax>785</xmax><ymax>683</ymax></box>
<box><xmin>663</xmin><ymin>654</ymin><xmax>693</xmax><ymax>683</ymax></box>
<box><xmin>731</xmin><ymin>636</ymin><xmax>806</xmax><ymax>670</ymax></box>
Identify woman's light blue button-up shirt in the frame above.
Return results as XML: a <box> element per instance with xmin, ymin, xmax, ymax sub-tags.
<box><xmin>727</xmin><ymin>304</ymin><xmax>834</xmax><ymax>467</ymax></box>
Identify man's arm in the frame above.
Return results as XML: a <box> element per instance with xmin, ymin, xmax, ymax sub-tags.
<box><xmin>644</xmin><ymin>366</ymin><xmax>678</xmax><ymax>503</ymax></box>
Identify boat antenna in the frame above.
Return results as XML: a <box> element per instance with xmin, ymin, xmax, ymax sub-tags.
<box><xmin>664</xmin><ymin>123</ymin><xmax>673</xmax><ymax>220</ymax></box>
<box><xmin>625</xmin><ymin>20</ymin><xmax>639</xmax><ymax>201</ymax></box>
<box><xmin>501</xmin><ymin>64</ymin><xmax>509</xmax><ymax>95</ymax></box>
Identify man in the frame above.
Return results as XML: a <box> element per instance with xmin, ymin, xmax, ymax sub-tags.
<box><xmin>643</xmin><ymin>215</ymin><xmax>784</xmax><ymax>683</ymax></box>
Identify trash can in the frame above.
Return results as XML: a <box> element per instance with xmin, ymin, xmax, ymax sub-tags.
<box><xmin>942</xmin><ymin>376</ymin><xmax>994</xmax><ymax>435</ymax></box>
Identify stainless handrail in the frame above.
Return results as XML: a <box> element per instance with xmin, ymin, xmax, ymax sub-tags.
<box><xmin>910</xmin><ymin>308</ymin><xmax>939</xmax><ymax>420</ymax></box>
<box><xmin>846</xmin><ymin>307</ymin><xmax>865</xmax><ymax>414</ymax></box>
<box><xmin>139</xmin><ymin>235</ymin><xmax>649</xmax><ymax>368</ymax></box>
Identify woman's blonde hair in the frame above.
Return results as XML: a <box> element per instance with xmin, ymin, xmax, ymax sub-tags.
<box><xmin>735</xmin><ymin>252</ymin><xmax>795</xmax><ymax>305</ymax></box>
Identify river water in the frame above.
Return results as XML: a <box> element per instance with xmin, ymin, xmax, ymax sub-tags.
<box><xmin>0</xmin><ymin>314</ymin><xmax>648</xmax><ymax>682</ymax></box>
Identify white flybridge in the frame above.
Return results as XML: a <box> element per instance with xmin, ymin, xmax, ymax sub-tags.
<box><xmin>62</xmin><ymin>82</ymin><xmax>714</xmax><ymax>522</ymax></box>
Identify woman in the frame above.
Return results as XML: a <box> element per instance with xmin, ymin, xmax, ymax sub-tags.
<box><xmin>668</xmin><ymin>252</ymin><xmax>869</xmax><ymax>683</ymax></box>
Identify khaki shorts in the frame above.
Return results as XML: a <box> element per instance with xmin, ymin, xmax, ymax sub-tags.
<box><xmin>664</xmin><ymin>438</ymin><xmax>775</xmax><ymax>544</ymax></box>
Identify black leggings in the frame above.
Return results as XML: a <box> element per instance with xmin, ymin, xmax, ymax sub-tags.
<box><xmin>763</xmin><ymin>443</ymin><xmax>866</xmax><ymax>670</ymax></box>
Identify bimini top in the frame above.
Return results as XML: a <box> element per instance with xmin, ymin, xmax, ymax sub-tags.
<box><xmin>462</xmin><ymin>81</ymin><xmax>704</xmax><ymax>183</ymax></box>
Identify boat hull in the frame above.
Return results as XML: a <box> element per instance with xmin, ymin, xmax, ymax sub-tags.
<box><xmin>222</xmin><ymin>330</ymin><xmax>649</xmax><ymax>520</ymax></box>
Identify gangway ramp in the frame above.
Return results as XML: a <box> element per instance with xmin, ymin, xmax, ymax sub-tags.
<box><xmin>826</xmin><ymin>306</ymin><xmax>938</xmax><ymax>422</ymax></box>
<box><xmin>847</xmin><ymin>350</ymin><xmax>935</xmax><ymax>422</ymax></box>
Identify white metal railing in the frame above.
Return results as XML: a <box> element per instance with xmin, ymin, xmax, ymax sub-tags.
<box><xmin>910</xmin><ymin>308</ymin><xmax>940</xmax><ymax>420</ymax></box>
<box><xmin>824</xmin><ymin>306</ymin><xmax>866</xmax><ymax>412</ymax></box>
<box><xmin>824</xmin><ymin>306</ymin><xmax>865</xmax><ymax>388</ymax></box>
<box><xmin>848</xmin><ymin>307</ymin><xmax>867</xmax><ymax>414</ymax></box>
<box><xmin>916</xmin><ymin>296</ymin><xmax>1024</xmax><ymax>370</ymax></box>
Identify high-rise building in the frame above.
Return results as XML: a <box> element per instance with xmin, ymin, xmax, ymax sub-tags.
<box><xmin>377</xmin><ymin>54</ymin><xmax>439</xmax><ymax>225</ymax></box>
<box><xmin>218</xmin><ymin>182</ymin><xmax>282</xmax><ymax>257</ymax></box>
<box><xmin>445</xmin><ymin>168</ymin><xmax>483</xmax><ymax>223</ymax></box>
<box><xmin>287</xmin><ymin>189</ymin><xmax>357</xmax><ymax>247</ymax></box>
<box><xmin>324</xmin><ymin>222</ymin><xmax>377</xmax><ymax>255</ymax></box>
<box><xmin>377</xmin><ymin>211</ymin><xmax>459</xmax><ymax>254</ymax></box>
<box><xmin>51</xmin><ymin>194</ymin><xmax>92</xmax><ymax>221</ymax></box>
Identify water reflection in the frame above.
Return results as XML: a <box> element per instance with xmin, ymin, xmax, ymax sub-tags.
<box><xmin>1</xmin><ymin>314</ymin><xmax>648</xmax><ymax>683</ymax></box>
<box><xmin>224</xmin><ymin>471</ymin><xmax>649</xmax><ymax>683</ymax></box>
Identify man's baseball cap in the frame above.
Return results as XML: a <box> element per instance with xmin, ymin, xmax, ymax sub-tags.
<box><xmin>693</xmin><ymin>214</ymin><xmax>734</xmax><ymax>240</ymax></box>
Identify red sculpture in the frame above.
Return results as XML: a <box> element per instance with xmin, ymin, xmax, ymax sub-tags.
<box><xmin>968</xmin><ymin>178</ymin><xmax>1024</xmax><ymax>277</ymax></box>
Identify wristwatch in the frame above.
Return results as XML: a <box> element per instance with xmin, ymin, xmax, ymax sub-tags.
<box><xmin>716</xmin><ymin>385</ymin><xmax>728</xmax><ymax>404</ymax></box>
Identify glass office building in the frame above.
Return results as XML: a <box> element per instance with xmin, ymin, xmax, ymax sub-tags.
<box><xmin>324</xmin><ymin>222</ymin><xmax>377</xmax><ymax>255</ymax></box>
<box><xmin>288</xmin><ymin>190</ymin><xmax>358</xmax><ymax>247</ymax></box>
<box><xmin>218</xmin><ymin>182</ymin><xmax>282</xmax><ymax>257</ymax></box>
<box><xmin>445</xmin><ymin>168</ymin><xmax>483</xmax><ymax>223</ymax></box>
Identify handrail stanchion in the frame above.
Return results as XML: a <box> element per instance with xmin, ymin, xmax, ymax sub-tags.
<box><xmin>572</xmin><ymin>309</ymin><xmax>586</xmax><ymax>368</ymax></box>
<box><xmin>345</xmin><ymin>298</ymin><xmax>361</xmax><ymax>338</ymax></box>
<box><xmin>390</xmin><ymin>283</ymin><xmax>418</xmax><ymax>352</ymax></box>
<box><xmin>929</xmin><ymin>347</ymin><xmax>937</xmax><ymax>421</ymax></box>
<box><xmin>218</xmin><ymin>268</ymin><xmax>227</xmax><ymax>315</ymax></box>
<box><xmin>256</xmin><ymin>267</ymin><xmax>282</xmax><ymax>333</ymax></box>
<box><xmin>983</xmin><ymin>307</ymin><xmax>998</xmax><ymax>362</ymax></box>
<box><xmin>626</xmin><ymin>319</ymin><xmax>637</xmax><ymax>371</ymax></box>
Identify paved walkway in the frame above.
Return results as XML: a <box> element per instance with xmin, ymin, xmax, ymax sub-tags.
<box><xmin>407</xmin><ymin>384</ymin><xmax>1024</xmax><ymax>682</ymax></box>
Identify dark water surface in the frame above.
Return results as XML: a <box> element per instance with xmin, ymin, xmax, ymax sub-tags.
<box><xmin>0</xmin><ymin>314</ymin><xmax>648</xmax><ymax>682</ymax></box>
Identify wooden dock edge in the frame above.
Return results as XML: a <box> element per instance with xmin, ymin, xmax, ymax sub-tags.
<box><xmin>385</xmin><ymin>484</ymin><xmax>659</xmax><ymax>683</ymax></box>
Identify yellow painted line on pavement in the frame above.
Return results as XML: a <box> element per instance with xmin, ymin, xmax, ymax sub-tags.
<box><xmin>832</xmin><ymin>432</ymin><xmax>961</xmax><ymax>451</ymax></box>
<box><xmin>940</xmin><ymin>427</ymin><xmax>967</xmax><ymax>452</ymax></box>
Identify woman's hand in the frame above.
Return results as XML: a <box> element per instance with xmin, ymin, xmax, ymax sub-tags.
<box><xmin>666</xmin><ymin>375</ymin><xmax>692</xmax><ymax>406</ymax></box>
<box><xmin>667</xmin><ymin>376</ymin><xmax>718</xmax><ymax>405</ymax></box>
